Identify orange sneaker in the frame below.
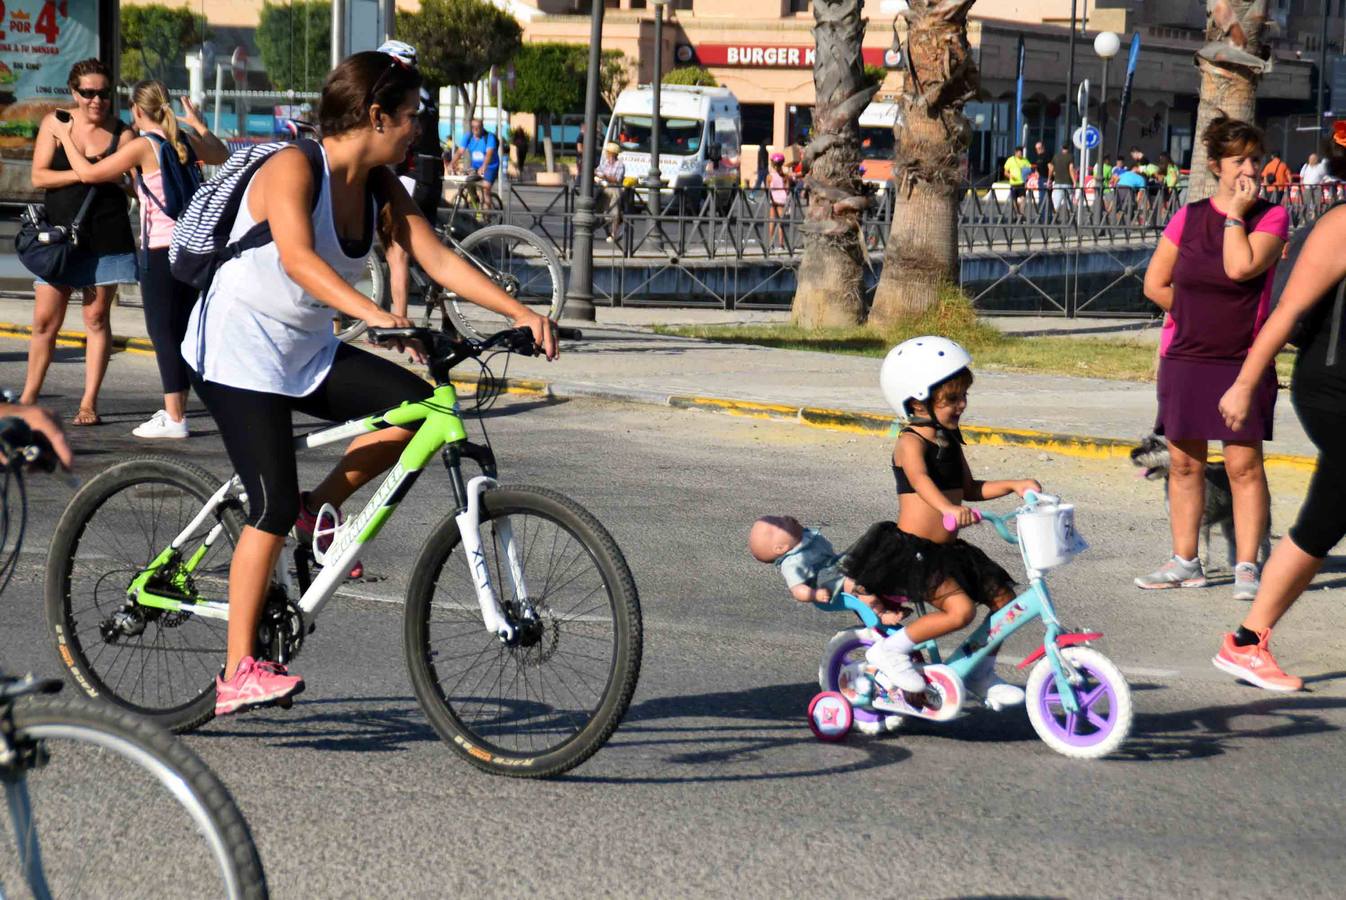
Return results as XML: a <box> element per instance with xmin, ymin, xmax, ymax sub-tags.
<box><xmin>1212</xmin><ymin>629</ymin><xmax>1303</xmax><ymax>692</ymax></box>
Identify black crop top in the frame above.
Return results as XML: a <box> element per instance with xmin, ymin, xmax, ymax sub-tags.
<box><xmin>892</xmin><ymin>427</ymin><xmax>966</xmax><ymax>494</ymax></box>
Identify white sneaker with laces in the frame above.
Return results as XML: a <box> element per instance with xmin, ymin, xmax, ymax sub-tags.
<box><xmin>132</xmin><ymin>410</ymin><xmax>188</xmax><ymax>440</ymax></box>
<box><xmin>964</xmin><ymin>658</ymin><xmax>1025</xmax><ymax>710</ymax></box>
<box><xmin>864</xmin><ymin>643</ymin><xmax>926</xmax><ymax>694</ymax></box>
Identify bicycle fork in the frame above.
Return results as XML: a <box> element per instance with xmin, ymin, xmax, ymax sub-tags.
<box><xmin>456</xmin><ymin>475</ymin><xmax>529</xmax><ymax>643</ymax></box>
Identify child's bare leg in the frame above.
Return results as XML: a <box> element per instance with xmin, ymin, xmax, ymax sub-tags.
<box><xmin>866</xmin><ymin>579</ymin><xmax>973</xmax><ymax>695</ymax></box>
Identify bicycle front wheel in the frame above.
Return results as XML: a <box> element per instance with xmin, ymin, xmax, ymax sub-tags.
<box><xmin>404</xmin><ymin>485</ymin><xmax>642</xmax><ymax>777</ymax></box>
<box><xmin>440</xmin><ymin>224</ymin><xmax>566</xmax><ymax>340</ymax></box>
<box><xmin>1</xmin><ymin>694</ymin><xmax>266</xmax><ymax>898</ymax></box>
<box><xmin>45</xmin><ymin>456</ymin><xmax>242</xmax><ymax>733</ymax></box>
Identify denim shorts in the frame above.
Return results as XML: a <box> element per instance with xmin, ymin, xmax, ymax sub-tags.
<box><xmin>34</xmin><ymin>250</ymin><xmax>138</xmax><ymax>289</ymax></box>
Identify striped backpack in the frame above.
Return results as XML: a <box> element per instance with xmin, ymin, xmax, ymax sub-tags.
<box><xmin>169</xmin><ymin>138</ymin><xmax>324</xmax><ymax>292</ymax></box>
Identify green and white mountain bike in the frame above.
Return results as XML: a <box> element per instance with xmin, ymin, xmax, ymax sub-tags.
<box><xmin>44</xmin><ymin>326</ymin><xmax>642</xmax><ymax>778</ymax></box>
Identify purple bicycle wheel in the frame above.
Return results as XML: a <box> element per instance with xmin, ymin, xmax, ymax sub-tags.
<box><xmin>820</xmin><ymin>631</ymin><xmax>886</xmax><ymax>730</ymax></box>
<box><xmin>1029</xmin><ymin>647</ymin><xmax>1132</xmax><ymax>757</ymax></box>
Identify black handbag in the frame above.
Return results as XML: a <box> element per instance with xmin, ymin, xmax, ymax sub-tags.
<box><xmin>14</xmin><ymin>186</ymin><xmax>97</xmax><ymax>283</ymax></box>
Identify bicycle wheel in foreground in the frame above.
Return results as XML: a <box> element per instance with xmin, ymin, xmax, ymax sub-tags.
<box><xmin>45</xmin><ymin>456</ymin><xmax>243</xmax><ymax>733</ymax></box>
<box><xmin>404</xmin><ymin>486</ymin><xmax>642</xmax><ymax>777</ymax></box>
<box><xmin>441</xmin><ymin>224</ymin><xmax>566</xmax><ymax>340</ymax></box>
<box><xmin>0</xmin><ymin>695</ymin><xmax>266</xmax><ymax>899</ymax></box>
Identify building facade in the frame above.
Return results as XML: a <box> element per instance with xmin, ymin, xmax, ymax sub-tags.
<box><xmin>517</xmin><ymin>0</ymin><xmax>1323</xmax><ymax>177</ymax></box>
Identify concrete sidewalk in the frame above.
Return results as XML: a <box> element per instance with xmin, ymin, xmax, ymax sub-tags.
<box><xmin>0</xmin><ymin>295</ymin><xmax>1314</xmax><ymax>464</ymax></box>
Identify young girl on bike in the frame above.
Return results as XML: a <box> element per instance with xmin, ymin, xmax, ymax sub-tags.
<box><xmin>52</xmin><ymin>80</ymin><xmax>229</xmax><ymax>439</ymax></box>
<box><xmin>845</xmin><ymin>337</ymin><xmax>1041</xmax><ymax>710</ymax></box>
<box><xmin>183</xmin><ymin>51</ymin><xmax>556</xmax><ymax>716</ymax></box>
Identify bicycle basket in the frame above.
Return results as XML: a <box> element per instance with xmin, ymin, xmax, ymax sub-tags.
<box><xmin>1016</xmin><ymin>502</ymin><xmax>1088</xmax><ymax>571</ymax></box>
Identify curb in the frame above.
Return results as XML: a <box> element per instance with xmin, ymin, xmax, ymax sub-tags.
<box><xmin>0</xmin><ymin>320</ymin><xmax>1316</xmax><ymax>473</ymax></box>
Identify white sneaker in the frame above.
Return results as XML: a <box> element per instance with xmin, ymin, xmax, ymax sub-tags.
<box><xmin>864</xmin><ymin>643</ymin><xmax>926</xmax><ymax>693</ymax></box>
<box><xmin>965</xmin><ymin>656</ymin><xmax>1025</xmax><ymax>710</ymax></box>
<box><xmin>132</xmin><ymin>410</ymin><xmax>188</xmax><ymax>440</ymax></box>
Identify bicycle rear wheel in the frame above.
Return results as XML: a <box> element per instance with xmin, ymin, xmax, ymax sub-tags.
<box><xmin>438</xmin><ymin>224</ymin><xmax>566</xmax><ymax>340</ymax></box>
<box><xmin>45</xmin><ymin>456</ymin><xmax>242</xmax><ymax>733</ymax></box>
<box><xmin>404</xmin><ymin>485</ymin><xmax>642</xmax><ymax>777</ymax></box>
<box><xmin>1</xmin><ymin>694</ymin><xmax>266</xmax><ymax>898</ymax></box>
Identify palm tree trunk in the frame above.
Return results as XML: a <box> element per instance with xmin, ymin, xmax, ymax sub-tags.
<box><xmin>791</xmin><ymin>0</ymin><xmax>876</xmax><ymax>329</ymax></box>
<box><xmin>1187</xmin><ymin>0</ymin><xmax>1271</xmax><ymax>201</ymax></box>
<box><xmin>868</xmin><ymin>0</ymin><xmax>978</xmax><ymax>328</ymax></box>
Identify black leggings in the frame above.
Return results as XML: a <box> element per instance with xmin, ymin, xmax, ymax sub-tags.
<box><xmin>1288</xmin><ymin>400</ymin><xmax>1346</xmax><ymax>558</ymax></box>
<box><xmin>191</xmin><ymin>343</ymin><xmax>433</xmax><ymax>535</ymax></box>
<box><xmin>140</xmin><ymin>248</ymin><xmax>196</xmax><ymax>394</ymax></box>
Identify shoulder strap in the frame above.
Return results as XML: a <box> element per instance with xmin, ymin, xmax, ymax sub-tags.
<box><xmin>135</xmin><ymin>133</ymin><xmax>170</xmax><ymax>217</ymax></box>
<box><xmin>293</xmin><ymin>138</ymin><xmax>326</xmax><ymax>211</ymax></box>
<box><xmin>69</xmin><ymin>183</ymin><xmax>98</xmax><ymax>231</ymax></box>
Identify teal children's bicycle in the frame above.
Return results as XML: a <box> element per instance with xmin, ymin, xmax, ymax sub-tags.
<box><xmin>43</xmin><ymin>326</ymin><xmax>643</xmax><ymax>778</ymax></box>
<box><xmin>808</xmin><ymin>492</ymin><xmax>1132</xmax><ymax>759</ymax></box>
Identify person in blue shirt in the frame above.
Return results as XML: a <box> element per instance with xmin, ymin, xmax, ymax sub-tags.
<box><xmin>450</xmin><ymin>116</ymin><xmax>499</xmax><ymax>197</ymax></box>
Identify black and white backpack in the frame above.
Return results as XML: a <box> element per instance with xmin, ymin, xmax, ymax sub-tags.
<box><xmin>169</xmin><ymin>138</ymin><xmax>325</xmax><ymax>292</ymax></box>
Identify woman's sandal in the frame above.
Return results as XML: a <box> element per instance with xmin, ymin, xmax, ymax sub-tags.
<box><xmin>71</xmin><ymin>407</ymin><xmax>102</xmax><ymax>427</ymax></box>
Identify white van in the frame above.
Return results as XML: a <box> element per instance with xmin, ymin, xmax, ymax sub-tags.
<box><xmin>604</xmin><ymin>84</ymin><xmax>741</xmax><ymax>192</ymax></box>
<box><xmin>857</xmin><ymin>101</ymin><xmax>898</xmax><ymax>189</ymax></box>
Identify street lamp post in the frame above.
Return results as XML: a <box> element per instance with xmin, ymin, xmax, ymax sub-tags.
<box><xmin>646</xmin><ymin>0</ymin><xmax>669</xmax><ymax>235</ymax></box>
<box><xmin>1065</xmin><ymin>0</ymin><xmax>1078</xmax><ymax>146</ymax></box>
<box><xmin>564</xmin><ymin>0</ymin><xmax>605</xmax><ymax>322</ymax></box>
<box><xmin>1093</xmin><ymin>31</ymin><xmax>1120</xmax><ymax>180</ymax></box>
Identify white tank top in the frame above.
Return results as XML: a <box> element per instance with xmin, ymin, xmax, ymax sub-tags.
<box><xmin>181</xmin><ymin>145</ymin><xmax>374</xmax><ymax>397</ymax></box>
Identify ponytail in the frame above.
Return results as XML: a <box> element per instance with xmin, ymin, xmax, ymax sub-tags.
<box><xmin>131</xmin><ymin>79</ymin><xmax>188</xmax><ymax>163</ymax></box>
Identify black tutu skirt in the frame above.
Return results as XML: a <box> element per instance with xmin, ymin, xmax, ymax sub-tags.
<box><xmin>839</xmin><ymin>521</ymin><xmax>1015</xmax><ymax>609</ymax></box>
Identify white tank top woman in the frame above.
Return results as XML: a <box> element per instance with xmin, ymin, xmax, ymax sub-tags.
<box><xmin>181</xmin><ymin>145</ymin><xmax>374</xmax><ymax>396</ymax></box>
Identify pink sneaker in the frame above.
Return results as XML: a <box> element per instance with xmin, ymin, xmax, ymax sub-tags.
<box><xmin>1212</xmin><ymin>629</ymin><xmax>1304</xmax><ymax>693</ymax></box>
<box><xmin>215</xmin><ymin>657</ymin><xmax>305</xmax><ymax>716</ymax></box>
<box><xmin>293</xmin><ymin>493</ymin><xmax>363</xmax><ymax>579</ymax></box>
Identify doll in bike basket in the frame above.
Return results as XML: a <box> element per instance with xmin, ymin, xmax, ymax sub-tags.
<box><xmin>846</xmin><ymin>336</ymin><xmax>1042</xmax><ymax>711</ymax></box>
<box><xmin>748</xmin><ymin>515</ymin><xmax>910</xmax><ymax>627</ymax></box>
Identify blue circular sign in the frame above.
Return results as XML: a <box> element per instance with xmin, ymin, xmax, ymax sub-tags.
<box><xmin>1072</xmin><ymin>125</ymin><xmax>1101</xmax><ymax>150</ymax></box>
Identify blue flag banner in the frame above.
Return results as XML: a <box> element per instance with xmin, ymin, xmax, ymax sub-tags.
<box><xmin>1013</xmin><ymin>36</ymin><xmax>1026</xmax><ymax>149</ymax></box>
<box><xmin>1114</xmin><ymin>33</ymin><xmax>1142</xmax><ymax>160</ymax></box>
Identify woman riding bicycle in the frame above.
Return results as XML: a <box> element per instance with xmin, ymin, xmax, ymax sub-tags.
<box><xmin>180</xmin><ymin>51</ymin><xmax>557</xmax><ymax>716</ymax></box>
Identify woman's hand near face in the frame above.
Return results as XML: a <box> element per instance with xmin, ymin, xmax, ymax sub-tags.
<box><xmin>1228</xmin><ymin>174</ymin><xmax>1259</xmax><ymax>219</ymax></box>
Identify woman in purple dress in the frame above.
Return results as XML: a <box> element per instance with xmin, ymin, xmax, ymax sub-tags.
<box><xmin>1137</xmin><ymin>114</ymin><xmax>1289</xmax><ymax>599</ymax></box>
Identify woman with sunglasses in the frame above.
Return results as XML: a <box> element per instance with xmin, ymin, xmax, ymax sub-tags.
<box><xmin>51</xmin><ymin>80</ymin><xmax>229</xmax><ymax>439</ymax></box>
<box><xmin>22</xmin><ymin>59</ymin><xmax>138</xmax><ymax>425</ymax></box>
<box><xmin>182</xmin><ymin>51</ymin><xmax>557</xmax><ymax>715</ymax></box>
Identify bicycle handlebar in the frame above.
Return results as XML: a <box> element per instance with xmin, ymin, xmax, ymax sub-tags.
<box><xmin>0</xmin><ymin>417</ymin><xmax>57</xmax><ymax>474</ymax></box>
<box><xmin>942</xmin><ymin>506</ymin><xmax>1020</xmax><ymax>544</ymax></box>
<box><xmin>367</xmin><ymin>324</ymin><xmax>581</xmax><ymax>383</ymax></box>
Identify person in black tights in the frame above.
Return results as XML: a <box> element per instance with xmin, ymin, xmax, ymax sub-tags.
<box><xmin>1213</xmin><ymin>133</ymin><xmax>1346</xmax><ymax>691</ymax></box>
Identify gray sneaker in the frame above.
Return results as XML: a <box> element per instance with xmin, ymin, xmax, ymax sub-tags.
<box><xmin>1233</xmin><ymin>562</ymin><xmax>1260</xmax><ymax>601</ymax></box>
<box><xmin>1134</xmin><ymin>555</ymin><xmax>1207</xmax><ymax>590</ymax></box>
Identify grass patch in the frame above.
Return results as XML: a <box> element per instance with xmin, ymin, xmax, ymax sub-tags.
<box><xmin>655</xmin><ymin>294</ymin><xmax>1295</xmax><ymax>382</ymax></box>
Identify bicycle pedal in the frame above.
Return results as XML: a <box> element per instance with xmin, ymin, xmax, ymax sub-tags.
<box><xmin>274</xmin><ymin>695</ymin><xmax>294</xmax><ymax>710</ymax></box>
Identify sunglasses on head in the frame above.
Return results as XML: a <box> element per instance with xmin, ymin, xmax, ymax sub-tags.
<box><xmin>366</xmin><ymin>53</ymin><xmax>415</xmax><ymax>110</ymax></box>
<box><xmin>74</xmin><ymin>87</ymin><xmax>110</xmax><ymax>101</ymax></box>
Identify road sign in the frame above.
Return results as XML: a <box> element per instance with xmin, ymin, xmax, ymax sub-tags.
<box><xmin>231</xmin><ymin>46</ymin><xmax>248</xmax><ymax>86</ymax></box>
<box><xmin>1073</xmin><ymin>125</ymin><xmax>1101</xmax><ymax>150</ymax></box>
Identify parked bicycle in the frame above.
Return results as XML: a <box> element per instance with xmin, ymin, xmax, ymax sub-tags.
<box><xmin>343</xmin><ymin>212</ymin><xmax>565</xmax><ymax>344</ymax></box>
<box><xmin>44</xmin><ymin>326</ymin><xmax>642</xmax><ymax>778</ymax></box>
<box><xmin>0</xmin><ymin>417</ymin><xmax>267</xmax><ymax>898</ymax></box>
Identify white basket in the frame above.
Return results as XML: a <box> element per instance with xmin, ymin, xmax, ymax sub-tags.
<box><xmin>1016</xmin><ymin>503</ymin><xmax>1088</xmax><ymax>571</ymax></box>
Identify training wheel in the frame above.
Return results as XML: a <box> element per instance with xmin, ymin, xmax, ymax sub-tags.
<box><xmin>808</xmin><ymin>691</ymin><xmax>854</xmax><ymax>742</ymax></box>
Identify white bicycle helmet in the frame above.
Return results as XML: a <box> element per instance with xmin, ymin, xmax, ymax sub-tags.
<box><xmin>879</xmin><ymin>336</ymin><xmax>973</xmax><ymax>415</ymax></box>
<box><xmin>377</xmin><ymin>40</ymin><xmax>418</xmax><ymax>66</ymax></box>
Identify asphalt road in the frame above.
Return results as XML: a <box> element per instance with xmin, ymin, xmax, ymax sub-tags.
<box><xmin>2</xmin><ymin>338</ymin><xmax>1345</xmax><ymax>899</ymax></box>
